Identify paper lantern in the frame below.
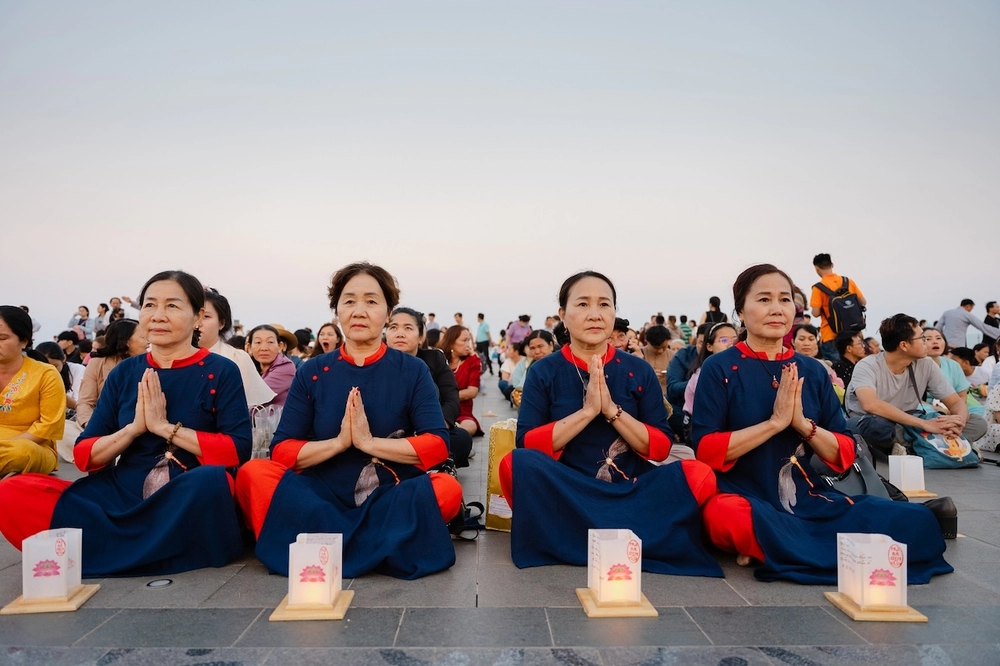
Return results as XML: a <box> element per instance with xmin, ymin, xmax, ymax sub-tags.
<box><xmin>824</xmin><ymin>533</ymin><xmax>926</xmax><ymax>622</ymax></box>
<box><xmin>270</xmin><ymin>533</ymin><xmax>354</xmax><ymax>621</ymax></box>
<box><xmin>1</xmin><ymin>528</ymin><xmax>100</xmax><ymax>615</ymax></box>
<box><xmin>576</xmin><ymin>529</ymin><xmax>657</xmax><ymax>617</ymax></box>
<box><xmin>888</xmin><ymin>456</ymin><xmax>936</xmax><ymax>499</ymax></box>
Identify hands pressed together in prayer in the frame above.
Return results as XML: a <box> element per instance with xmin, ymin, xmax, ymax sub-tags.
<box><xmin>130</xmin><ymin>369</ymin><xmax>173</xmax><ymax>440</ymax></box>
<box><xmin>769</xmin><ymin>362</ymin><xmax>814</xmax><ymax>439</ymax></box>
<box><xmin>582</xmin><ymin>355</ymin><xmax>620</xmax><ymax>422</ymax></box>
<box><xmin>334</xmin><ymin>387</ymin><xmax>376</xmax><ymax>455</ymax></box>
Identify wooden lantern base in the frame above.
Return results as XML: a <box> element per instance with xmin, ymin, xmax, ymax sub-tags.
<box><xmin>1</xmin><ymin>584</ymin><xmax>101</xmax><ymax>615</ymax></box>
<box><xmin>824</xmin><ymin>591</ymin><xmax>927</xmax><ymax>623</ymax></box>
<box><xmin>902</xmin><ymin>489</ymin><xmax>937</xmax><ymax>499</ymax></box>
<box><xmin>269</xmin><ymin>590</ymin><xmax>354</xmax><ymax>621</ymax></box>
<box><xmin>576</xmin><ymin>587</ymin><xmax>658</xmax><ymax>618</ymax></box>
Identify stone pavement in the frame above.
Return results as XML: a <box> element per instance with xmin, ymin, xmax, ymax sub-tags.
<box><xmin>2</xmin><ymin>376</ymin><xmax>999</xmax><ymax>666</ymax></box>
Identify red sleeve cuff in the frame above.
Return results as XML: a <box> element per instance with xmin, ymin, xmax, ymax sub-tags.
<box><xmin>408</xmin><ymin>433</ymin><xmax>449</xmax><ymax>471</ymax></box>
<box><xmin>819</xmin><ymin>432</ymin><xmax>857</xmax><ymax>474</ymax></box>
<box><xmin>74</xmin><ymin>437</ymin><xmax>106</xmax><ymax>472</ymax></box>
<box><xmin>272</xmin><ymin>439</ymin><xmax>308</xmax><ymax>470</ymax></box>
<box><xmin>195</xmin><ymin>432</ymin><xmax>241</xmax><ymax>467</ymax></box>
<box><xmin>639</xmin><ymin>424</ymin><xmax>672</xmax><ymax>462</ymax></box>
<box><xmin>695</xmin><ymin>432</ymin><xmax>736</xmax><ymax>472</ymax></box>
<box><xmin>524</xmin><ymin>422</ymin><xmax>561</xmax><ymax>460</ymax></box>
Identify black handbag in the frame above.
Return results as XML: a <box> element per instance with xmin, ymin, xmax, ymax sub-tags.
<box><xmin>809</xmin><ymin>435</ymin><xmax>894</xmax><ymax>500</ymax></box>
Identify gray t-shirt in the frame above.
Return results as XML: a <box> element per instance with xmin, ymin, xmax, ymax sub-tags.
<box><xmin>845</xmin><ymin>354</ymin><xmax>955</xmax><ymax>417</ymax></box>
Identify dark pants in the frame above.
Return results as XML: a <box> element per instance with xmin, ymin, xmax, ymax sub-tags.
<box><xmin>476</xmin><ymin>340</ymin><xmax>493</xmax><ymax>374</ymax></box>
<box><xmin>498</xmin><ymin>379</ymin><xmax>514</xmax><ymax>404</ymax></box>
<box><xmin>820</xmin><ymin>340</ymin><xmax>840</xmax><ymax>362</ymax></box>
<box><xmin>847</xmin><ymin>414</ymin><xmax>898</xmax><ymax>459</ymax></box>
<box><xmin>449</xmin><ymin>425</ymin><xmax>474</xmax><ymax>468</ymax></box>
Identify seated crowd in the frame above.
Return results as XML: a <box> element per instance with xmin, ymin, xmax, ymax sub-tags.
<box><xmin>0</xmin><ymin>255</ymin><xmax>995</xmax><ymax>587</ymax></box>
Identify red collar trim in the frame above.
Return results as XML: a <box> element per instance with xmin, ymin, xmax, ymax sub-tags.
<box><xmin>736</xmin><ymin>341</ymin><xmax>794</xmax><ymax>361</ymax></box>
<box><xmin>339</xmin><ymin>342</ymin><xmax>387</xmax><ymax>366</ymax></box>
<box><xmin>146</xmin><ymin>347</ymin><xmax>211</xmax><ymax>369</ymax></box>
<box><xmin>561</xmin><ymin>344</ymin><xmax>616</xmax><ymax>371</ymax></box>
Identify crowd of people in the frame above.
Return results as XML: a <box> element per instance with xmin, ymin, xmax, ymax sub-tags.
<box><xmin>0</xmin><ymin>253</ymin><xmax>997</xmax><ymax>587</ymax></box>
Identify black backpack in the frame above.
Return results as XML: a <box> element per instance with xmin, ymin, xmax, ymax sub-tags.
<box><xmin>814</xmin><ymin>277</ymin><xmax>865</xmax><ymax>334</ymax></box>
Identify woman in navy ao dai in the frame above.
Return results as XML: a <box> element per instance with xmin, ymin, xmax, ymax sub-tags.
<box><xmin>694</xmin><ymin>265</ymin><xmax>951</xmax><ymax>584</ymax></box>
<box><xmin>0</xmin><ymin>271</ymin><xmax>252</xmax><ymax>577</ymax></box>
<box><xmin>235</xmin><ymin>263</ymin><xmax>463</xmax><ymax>580</ymax></box>
<box><xmin>502</xmin><ymin>272</ymin><xmax>722</xmax><ymax>577</ymax></box>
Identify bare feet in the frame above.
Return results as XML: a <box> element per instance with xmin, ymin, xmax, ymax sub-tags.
<box><xmin>736</xmin><ymin>554</ymin><xmax>752</xmax><ymax>567</ymax></box>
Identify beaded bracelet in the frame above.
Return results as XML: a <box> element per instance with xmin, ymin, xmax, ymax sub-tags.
<box><xmin>606</xmin><ymin>404</ymin><xmax>624</xmax><ymax>424</ymax></box>
<box><xmin>166</xmin><ymin>421</ymin><xmax>183</xmax><ymax>446</ymax></box>
<box><xmin>802</xmin><ymin>418</ymin><xmax>817</xmax><ymax>443</ymax></box>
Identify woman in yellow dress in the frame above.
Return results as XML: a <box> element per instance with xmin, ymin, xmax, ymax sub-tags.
<box><xmin>0</xmin><ymin>306</ymin><xmax>66</xmax><ymax>476</ymax></box>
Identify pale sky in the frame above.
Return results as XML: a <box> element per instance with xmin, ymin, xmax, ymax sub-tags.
<box><xmin>3</xmin><ymin>1</ymin><xmax>998</xmax><ymax>344</ymax></box>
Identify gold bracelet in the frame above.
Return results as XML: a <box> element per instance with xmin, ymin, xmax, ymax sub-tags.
<box><xmin>606</xmin><ymin>404</ymin><xmax>623</xmax><ymax>423</ymax></box>
<box><xmin>166</xmin><ymin>421</ymin><xmax>183</xmax><ymax>446</ymax></box>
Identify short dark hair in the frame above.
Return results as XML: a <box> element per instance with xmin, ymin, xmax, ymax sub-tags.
<box><xmin>696</xmin><ymin>323</ymin><xmax>712</xmax><ymax>338</ymax></box>
<box><xmin>518</xmin><ymin>314</ymin><xmax>531</xmax><ymax>323</ymax></box>
<box><xmin>879</xmin><ymin>314</ymin><xmax>919</xmax><ymax>352</ymax></box>
<box><xmin>79</xmin><ymin>339</ymin><xmax>93</xmax><ymax>354</ymax></box>
<box><xmin>960</xmin><ymin>298</ymin><xmax>975</xmax><ymax>308</ymax></box>
<box><xmin>328</xmin><ymin>262</ymin><xmax>399</xmax><ymax>313</ymax></box>
<box><xmin>813</xmin><ymin>253</ymin><xmax>833</xmax><ymax>269</ymax></box>
<box><xmin>524</xmin><ymin>329</ymin><xmax>557</xmax><ymax>351</ymax></box>
<box><xmin>204</xmin><ymin>288</ymin><xmax>233</xmax><ymax>336</ymax></box>
<box><xmin>834</xmin><ymin>329</ymin><xmax>862</xmax><ymax>357</ymax></box>
<box><xmin>645</xmin><ymin>325</ymin><xmax>671</xmax><ymax>347</ymax></box>
<box><xmin>792</xmin><ymin>323</ymin><xmax>820</xmax><ymax>340</ymax></box>
<box><xmin>557</xmin><ymin>270</ymin><xmax>617</xmax><ymax>310</ymax></box>
<box><xmin>477</xmin><ymin>313</ymin><xmax>484</xmax><ymax>320</ymax></box>
<box><xmin>950</xmin><ymin>347</ymin><xmax>977</xmax><ymax>365</ymax></box>
<box><xmin>57</xmin><ymin>330</ymin><xmax>79</xmax><ymax>343</ymax></box>
<box><xmin>708</xmin><ymin>296</ymin><xmax>721</xmax><ymax>309</ymax></box>
<box><xmin>679</xmin><ymin>315</ymin><xmax>688</xmax><ymax>323</ymax></box>
<box><xmin>294</xmin><ymin>329</ymin><xmax>312</xmax><ymax>352</ymax></box>
<box><xmin>0</xmin><ymin>305</ymin><xmax>34</xmax><ymax>348</ymax></box>
<box><xmin>455</xmin><ymin>312</ymin><xmax>462</xmax><ymax>318</ymax></box>
<box><xmin>92</xmin><ymin>319</ymin><xmax>140</xmax><ymax>359</ymax></box>
<box><xmin>987</xmin><ymin>301</ymin><xmax>997</xmax><ymax>311</ymax></box>
<box><xmin>391</xmin><ymin>307</ymin><xmax>425</xmax><ymax>336</ymax></box>
<box><xmin>654</xmin><ymin>315</ymin><xmax>665</xmax><ymax>325</ymax></box>
<box><xmin>552</xmin><ymin>321</ymin><xmax>570</xmax><ymax>347</ymax></box>
<box><xmin>732</xmin><ymin>264</ymin><xmax>795</xmax><ymax>319</ymax></box>
<box><xmin>428</xmin><ymin>313</ymin><xmax>435</xmax><ymax>317</ymax></box>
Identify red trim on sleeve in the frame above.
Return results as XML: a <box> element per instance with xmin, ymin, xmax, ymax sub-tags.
<box><xmin>820</xmin><ymin>432</ymin><xmax>857</xmax><ymax>475</ymax></box>
<box><xmin>695</xmin><ymin>432</ymin><xmax>737</xmax><ymax>472</ymax></box>
<box><xmin>195</xmin><ymin>431</ymin><xmax>241</xmax><ymax>467</ymax></box>
<box><xmin>639</xmin><ymin>424</ymin><xmax>672</xmax><ymax>462</ymax></box>
<box><xmin>271</xmin><ymin>439</ymin><xmax>308</xmax><ymax>469</ymax></box>
<box><xmin>408</xmin><ymin>433</ymin><xmax>449</xmax><ymax>471</ymax></box>
<box><xmin>523</xmin><ymin>422</ymin><xmax>562</xmax><ymax>460</ymax></box>
<box><xmin>74</xmin><ymin>437</ymin><xmax>106</xmax><ymax>472</ymax></box>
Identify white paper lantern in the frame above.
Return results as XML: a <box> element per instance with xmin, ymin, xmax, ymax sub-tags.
<box><xmin>270</xmin><ymin>532</ymin><xmax>353</xmax><ymax>621</ymax></box>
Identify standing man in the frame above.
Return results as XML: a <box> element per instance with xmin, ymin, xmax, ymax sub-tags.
<box><xmin>937</xmin><ymin>299</ymin><xmax>1000</xmax><ymax>348</ymax></box>
<box><xmin>454</xmin><ymin>312</ymin><xmax>464</xmax><ymax>327</ymax></box>
<box><xmin>475</xmin><ymin>313</ymin><xmax>493</xmax><ymax>375</ymax></box>
<box><xmin>426</xmin><ymin>313</ymin><xmax>441</xmax><ymax>332</ymax></box>
<box><xmin>983</xmin><ymin>301</ymin><xmax>999</xmax><ymax>350</ymax></box>
<box><xmin>810</xmin><ymin>253</ymin><xmax>867</xmax><ymax>362</ymax></box>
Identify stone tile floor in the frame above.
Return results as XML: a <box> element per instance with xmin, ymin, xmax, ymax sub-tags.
<box><xmin>2</xmin><ymin>379</ymin><xmax>998</xmax><ymax>665</ymax></box>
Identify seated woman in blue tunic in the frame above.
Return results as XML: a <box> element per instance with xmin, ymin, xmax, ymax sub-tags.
<box><xmin>498</xmin><ymin>271</ymin><xmax>723</xmax><ymax>577</ymax></box>
<box><xmin>0</xmin><ymin>270</ymin><xmax>252</xmax><ymax>576</ymax></box>
<box><xmin>235</xmin><ymin>262</ymin><xmax>463</xmax><ymax>580</ymax></box>
<box><xmin>694</xmin><ymin>263</ymin><xmax>952</xmax><ymax>584</ymax></box>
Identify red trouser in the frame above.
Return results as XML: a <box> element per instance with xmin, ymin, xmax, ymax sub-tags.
<box><xmin>0</xmin><ymin>474</ymin><xmax>72</xmax><ymax>549</ymax></box>
<box><xmin>235</xmin><ymin>459</ymin><xmax>463</xmax><ymax>538</ymax></box>
<box><xmin>498</xmin><ymin>453</ymin><xmax>718</xmax><ymax>510</ymax></box>
<box><xmin>702</xmin><ymin>493</ymin><xmax>765</xmax><ymax>563</ymax></box>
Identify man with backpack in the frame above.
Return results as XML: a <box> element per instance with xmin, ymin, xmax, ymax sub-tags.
<box><xmin>811</xmin><ymin>253</ymin><xmax>867</xmax><ymax>361</ymax></box>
